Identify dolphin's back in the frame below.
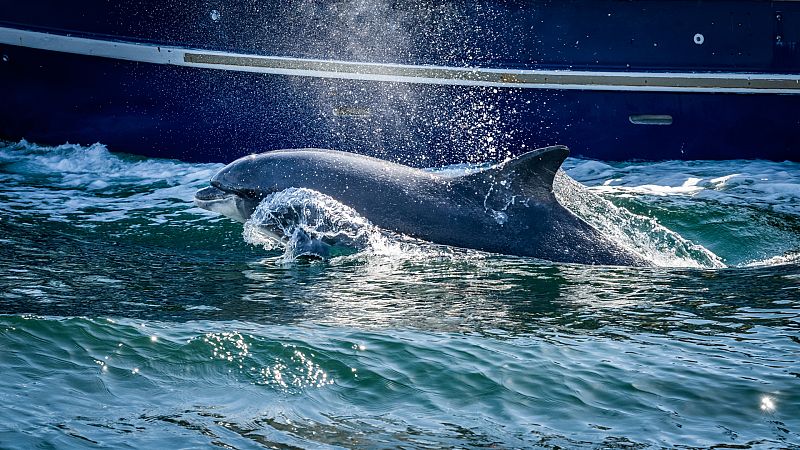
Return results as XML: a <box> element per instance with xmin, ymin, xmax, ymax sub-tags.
<box><xmin>451</xmin><ymin>145</ymin><xmax>568</xmax><ymax>199</ymax></box>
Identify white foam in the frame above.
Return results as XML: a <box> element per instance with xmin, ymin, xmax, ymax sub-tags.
<box><xmin>563</xmin><ymin>158</ymin><xmax>800</xmax><ymax>216</ymax></box>
<box><xmin>243</xmin><ymin>188</ymin><xmax>389</xmax><ymax>261</ymax></box>
<box><xmin>242</xmin><ymin>187</ymin><xmax>467</xmax><ymax>263</ymax></box>
<box><xmin>743</xmin><ymin>252</ymin><xmax>800</xmax><ymax>268</ymax></box>
<box><xmin>0</xmin><ymin>139</ymin><xmax>222</xmax><ymax>224</ymax></box>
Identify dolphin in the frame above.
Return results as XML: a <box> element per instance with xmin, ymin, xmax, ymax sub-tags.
<box><xmin>195</xmin><ymin>146</ymin><xmax>650</xmax><ymax>266</ymax></box>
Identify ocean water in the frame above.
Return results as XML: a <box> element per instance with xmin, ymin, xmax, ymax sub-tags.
<box><xmin>1</xmin><ymin>140</ymin><xmax>799</xmax><ymax>449</ymax></box>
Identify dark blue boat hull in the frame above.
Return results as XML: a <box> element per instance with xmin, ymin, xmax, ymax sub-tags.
<box><xmin>3</xmin><ymin>0</ymin><xmax>799</xmax><ymax>73</ymax></box>
<box><xmin>1</xmin><ymin>0</ymin><xmax>798</xmax><ymax>164</ymax></box>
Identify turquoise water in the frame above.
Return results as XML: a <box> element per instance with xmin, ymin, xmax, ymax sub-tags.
<box><xmin>1</xmin><ymin>140</ymin><xmax>799</xmax><ymax>449</ymax></box>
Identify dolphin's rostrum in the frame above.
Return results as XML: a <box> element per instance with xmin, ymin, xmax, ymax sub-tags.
<box><xmin>195</xmin><ymin>146</ymin><xmax>649</xmax><ymax>266</ymax></box>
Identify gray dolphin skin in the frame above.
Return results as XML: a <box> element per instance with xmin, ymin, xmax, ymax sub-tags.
<box><xmin>195</xmin><ymin>146</ymin><xmax>650</xmax><ymax>266</ymax></box>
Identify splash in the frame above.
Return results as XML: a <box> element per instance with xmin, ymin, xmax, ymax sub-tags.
<box><xmin>242</xmin><ymin>188</ymin><xmax>468</xmax><ymax>263</ymax></box>
<box><xmin>242</xmin><ymin>188</ymin><xmax>411</xmax><ymax>262</ymax></box>
<box><xmin>553</xmin><ymin>171</ymin><xmax>725</xmax><ymax>268</ymax></box>
<box><xmin>563</xmin><ymin>157</ymin><xmax>800</xmax><ymax>267</ymax></box>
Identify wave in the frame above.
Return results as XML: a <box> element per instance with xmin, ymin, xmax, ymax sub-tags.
<box><xmin>1</xmin><ymin>315</ymin><xmax>796</xmax><ymax>449</ymax></box>
<box><xmin>0</xmin><ymin>139</ymin><xmax>221</xmax><ymax>224</ymax></box>
<box><xmin>743</xmin><ymin>251</ymin><xmax>800</xmax><ymax>268</ymax></box>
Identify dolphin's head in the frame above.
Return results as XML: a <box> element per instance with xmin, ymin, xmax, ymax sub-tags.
<box><xmin>194</xmin><ymin>149</ymin><xmax>316</xmax><ymax>222</ymax></box>
<box><xmin>194</xmin><ymin>152</ymin><xmax>303</xmax><ymax>222</ymax></box>
<box><xmin>194</xmin><ymin>185</ymin><xmax>261</xmax><ymax>223</ymax></box>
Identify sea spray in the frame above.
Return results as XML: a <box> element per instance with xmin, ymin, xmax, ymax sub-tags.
<box><xmin>243</xmin><ymin>188</ymin><xmax>397</xmax><ymax>261</ymax></box>
<box><xmin>242</xmin><ymin>188</ymin><xmax>463</xmax><ymax>262</ymax></box>
<box><xmin>553</xmin><ymin>171</ymin><xmax>725</xmax><ymax>268</ymax></box>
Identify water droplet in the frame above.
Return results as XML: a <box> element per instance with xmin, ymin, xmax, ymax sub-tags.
<box><xmin>210</xmin><ymin>9</ymin><xmax>220</xmax><ymax>21</ymax></box>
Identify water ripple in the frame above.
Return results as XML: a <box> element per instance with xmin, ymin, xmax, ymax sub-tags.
<box><xmin>2</xmin><ymin>140</ymin><xmax>800</xmax><ymax>448</ymax></box>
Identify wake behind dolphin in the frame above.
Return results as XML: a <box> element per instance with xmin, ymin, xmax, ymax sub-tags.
<box><xmin>195</xmin><ymin>146</ymin><xmax>651</xmax><ymax>266</ymax></box>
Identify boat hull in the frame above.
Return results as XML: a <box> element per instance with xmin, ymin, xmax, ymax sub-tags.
<box><xmin>1</xmin><ymin>0</ymin><xmax>798</xmax><ymax>164</ymax></box>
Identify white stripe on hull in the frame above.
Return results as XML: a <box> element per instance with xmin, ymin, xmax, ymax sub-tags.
<box><xmin>2</xmin><ymin>26</ymin><xmax>799</xmax><ymax>94</ymax></box>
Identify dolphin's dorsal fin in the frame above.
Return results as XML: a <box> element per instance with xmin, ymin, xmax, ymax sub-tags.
<box><xmin>458</xmin><ymin>145</ymin><xmax>569</xmax><ymax>197</ymax></box>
